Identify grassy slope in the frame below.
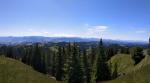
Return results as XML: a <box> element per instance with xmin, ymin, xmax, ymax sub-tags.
<box><xmin>105</xmin><ymin>50</ymin><xmax>150</xmax><ymax>83</ymax></box>
<box><xmin>0</xmin><ymin>56</ymin><xmax>58</xmax><ymax>83</ymax></box>
<box><xmin>109</xmin><ymin>54</ymin><xmax>134</xmax><ymax>74</ymax></box>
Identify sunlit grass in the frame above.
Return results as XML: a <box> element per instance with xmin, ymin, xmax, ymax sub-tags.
<box><xmin>0</xmin><ymin>56</ymin><xmax>58</xmax><ymax>83</ymax></box>
<box><xmin>105</xmin><ymin>50</ymin><xmax>150</xmax><ymax>83</ymax></box>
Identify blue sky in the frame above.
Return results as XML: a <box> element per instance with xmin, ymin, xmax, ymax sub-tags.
<box><xmin>0</xmin><ymin>0</ymin><xmax>150</xmax><ymax>41</ymax></box>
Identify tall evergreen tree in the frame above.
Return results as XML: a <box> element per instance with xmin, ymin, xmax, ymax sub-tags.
<box><xmin>148</xmin><ymin>37</ymin><xmax>150</xmax><ymax>55</ymax></box>
<box><xmin>96</xmin><ymin>39</ymin><xmax>111</xmax><ymax>82</ymax></box>
<box><xmin>21</xmin><ymin>48</ymin><xmax>28</xmax><ymax>64</ymax></box>
<box><xmin>51</xmin><ymin>51</ymin><xmax>57</xmax><ymax>77</ymax></box>
<box><xmin>149</xmin><ymin>37</ymin><xmax>150</xmax><ymax>47</ymax></box>
<box><xmin>90</xmin><ymin>47</ymin><xmax>96</xmax><ymax>66</ymax></box>
<box><xmin>56</xmin><ymin>46</ymin><xmax>64</xmax><ymax>81</ymax></box>
<box><xmin>106</xmin><ymin>47</ymin><xmax>115</xmax><ymax>60</ymax></box>
<box><xmin>6</xmin><ymin>46</ymin><xmax>13</xmax><ymax>58</ymax></box>
<box><xmin>83</xmin><ymin>49</ymin><xmax>91</xmax><ymax>83</ymax></box>
<box><xmin>68</xmin><ymin>43</ymin><xmax>84</xmax><ymax>83</ymax></box>
<box><xmin>64</xmin><ymin>43</ymin><xmax>73</xmax><ymax>82</ymax></box>
<box><xmin>130</xmin><ymin>46</ymin><xmax>144</xmax><ymax>65</ymax></box>
<box><xmin>89</xmin><ymin>47</ymin><xmax>97</xmax><ymax>83</ymax></box>
<box><xmin>46</xmin><ymin>49</ymin><xmax>53</xmax><ymax>75</ymax></box>
<box><xmin>62</xmin><ymin>47</ymin><xmax>69</xmax><ymax>82</ymax></box>
<box><xmin>28</xmin><ymin>47</ymin><xmax>34</xmax><ymax>66</ymax></box>
<box><xmin>32</xmin><ymin>43</ymin><xmax>46</xmax><ymax>73</ymax></box>
<box><xmin>41</xmin><ymin>50</ymin><xmax>47</xmax><ymax>74</ymax></box>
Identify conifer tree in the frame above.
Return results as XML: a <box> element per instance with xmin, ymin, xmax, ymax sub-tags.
<box><xmin>96</xmin><ymin>39</ymin><xmax>111</xmax><ymax>82</ymax></box>
<box><xmin>51</xmin><ymin>51</ymin><xmax>57</xmax><ymax>77</ymax></box>
<box><xmin>56</xmin><ymin>46</ymin><xmax>64</xmax><ymax>81</ymax></box>
<box><xmin>149</xmin><ymin>37</ymin><xmax>150</xmax><ymax>47</ymax></box>
<box><xmin>148</xmin><ymin>37</ymin><xmax>150</xmax><ymax>55</ymax></box>
<box><xmin>6</xmin><ymin>46</ymin><xmax>13</xmax><ymax>58</ymax></box>
<box><xmin>32</xmin><ymin>43</ymin><xmax>44</xmax><ymax>73</ymax></box>
<box><xmin>46</xmin><ymin>49</ymin><xmax>54</xmax><ymax>75</ymax></box>
<box><xmin>83</xmin><ymin>49</ymin><xmax>91</xmax><ymax>83</ymax></box>
<box><xmin>106</xmin><ymin>47</ymin><xmax>117</xmax><ymax>60</ymax></box>
<box><xmin>89</xmin><ymin>47</ymin><xmax>97</xmax><ymax>83</ymax></box>
<box><xmin>29</xmin><ymin>46</ymin><xmax>34</xmax><ymax>66</ymax></box>
<box><xmin>62</xmin><ymin>47</ymin><xmax>69</xmax><ymax>82</ymax></box>
<box><xmin>68</xmin><ymin>43</ymin><xmax>84</xmax><ymax>83</ymax></box>
<box><xmin>41</xmin><ymin>52</ymin><xmax>47</xmax><ymax>74</ymax></box>
<box><xmin>21</xmin><ymin>48</ymin><xmax>28</xmax><ymax>64</ymax></box>
<box><xmin>64</xmin><ymin>43</ymin><xmax>73</xmax><ymax>82</ymax></box>
<box><xmin>131</xmin><ymin>46</ymin><xmax>144</xmax><ymax>65</ymax></box>
<box><xmin>90</xmin><ymin>47</ymin><xmax>96</xmax><ymax>66</ymax></box>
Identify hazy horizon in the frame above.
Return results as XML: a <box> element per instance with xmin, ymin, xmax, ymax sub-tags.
<box><xmin>0</xmin><ymin>36</ymin><xmax>149</xmax><ymax>42</ymax></box>
<box><xmin>0</xmin><ymin>0</ymin><xmax>150</xmax><ymax>41</ymax></box>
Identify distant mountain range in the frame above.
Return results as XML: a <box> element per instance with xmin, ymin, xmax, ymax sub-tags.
<box><xmin>0</xmin><ymin>36</ymin><xmax>148</xmax><ymax>46</ymax></box>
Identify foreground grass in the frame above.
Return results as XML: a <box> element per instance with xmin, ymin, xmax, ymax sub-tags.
<box><xmin>0</xmin><ymin>56</ymin><xmax>58</xmax><ymax>83</ymax></box>
<box><xmin>106</xmin><ymin>64</ymin><xmax>150</xmax><ymax>83</ymax></box>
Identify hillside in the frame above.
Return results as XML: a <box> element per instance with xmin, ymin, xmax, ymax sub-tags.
<box><xmin>109</xmin><ymin>54</ymin><xmax>134</xmax><ymax>74</ymax></box>
<box><xmin>106</xmin><ymin>50</ymin><xmax>150</xmax><ymax>83</ymax></box>
<box><xmin>0</xmin><ymin>56</ymin><xmax>58</xmax><ymax>83</ymax></box>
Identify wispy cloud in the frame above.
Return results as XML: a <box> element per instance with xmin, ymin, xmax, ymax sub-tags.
<box><xmin>80</xmin><ymin>24</ymin><xmax>109</xmax><ymax>38</ymax></box>
<box><xmin>42</xmin><ymin>31</ymin><xmax>49</xmax><ymax>34</ymax></box>
<box><xmin>50</xmin><ymin>33</ymin><xmax>76</xmax><ymax>37</ymax></box>
<box><xmin>88</xmin><ymin>25</ymin><xmax>108</xmax><ymax>33</ymax></box>
<box><xmin>135</xmin><ymin>30</ymin><xmax>146</xmax><ymax>33</ymax></box>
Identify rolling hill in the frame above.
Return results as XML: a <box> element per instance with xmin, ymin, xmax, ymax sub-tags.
<box><xmin>105</xmin><ymin>50</ymin><xmax>150</xmax><ymax>83</ymax></box>
<box><xmin>0</xmin><ymin>56</ymin><xmax>58</xmax><ymax>83</ymax></box>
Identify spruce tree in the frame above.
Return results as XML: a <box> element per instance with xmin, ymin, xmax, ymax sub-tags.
<box><xmin>41</xmin><ymin>51</ymin><xmax>47</xmax><ymax>74</ymax></box>
<box><xmin>21</xmin><ymin>48</ymin><xmax>28</xmax><ymax>64</ymax></box>
<box><xmin>83</xmin><ymin>49</ymin><xmax>91</xmax><ymax>83</ymax></box>
<box><xmin>90</xmin><ymin>47</ymin><xmax>96</xmax><ymax>66</ymax></box>
<box><xmin>148</xmin><ymin>37</ymin><xmax>150</xmax><ymax>55</ymax></box>
<box><xmin>46</xmin><ymin>49</ymin><xmax>53</xmax><ymax>75</ymax></box>
<box><xmin>96</xmin><ymin>39</ymin><xmax>111</xmax><ymax>82</ymax></box>
<box><xmin>52</xmin><ymin>51</ymin><xmax>57</xmax><ymax>77</ymax></box>
<box><xmin>68</xmin><ymin>43</ymin><xmax>84</xmax><ymax>83</ymax></box>
<box><xmin>62</xmin><ymin>47</ymin><xmax>69</xmax><ymax>82</ymax></box>
<box><xmin>64</xmin><ymin>43</ymin><xmax>73</xmax><ymax>82</ymax></box>
<box><xmin>56</xmin><ymin>46</ymin><xmax>64</xmax><ymax>81</ymax></box>
<box><xmin>22</xmin><ymin>47</ymin><xmax>32</xmax><ymax>65</ymax></box>
<box><xmin>149</xmin><ymin>37</ymin><xmax>150</xmax><ymax>47</ymax></box>
<box><xmin>32</xmin><ymin>43</ymin><xmax>44</xmax><ymax>73</ymax></box>
<box><xmin>90</xmin><ymin>47</ymin><xmax>97</xmax><ymax>83</ymax></box>
<box><xmin>6</xmin><ymin>46</ymin><xmax>13</xmax><ymax>58</ymax></box>
<box><xmin>131</xmin><ymin>46</ymin><xmax>144</xmax><ymax>65</ymax></box>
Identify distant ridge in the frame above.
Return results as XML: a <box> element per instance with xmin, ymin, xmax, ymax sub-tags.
<box><xmin>0</xmin><ymin>36</ymin><xmax>148</xmax><ymax>45</ymax></box>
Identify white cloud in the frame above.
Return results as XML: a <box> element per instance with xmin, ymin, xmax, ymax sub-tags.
<box><xmin>87</xmin><ymin>25</ymin><xmax>108</xmax><ymax>34</ymax></box>
<box><xmin>76</xmin><ymin>25</ymin><xmax>109</xmax><ymax>38</ymax></box>
<box><xmin>50</xmin><ymin>33</ymin><xmax>77</xmax><ymax>37</ymax></box>
<box><xmin>43</xmin><ymin>31</ymin><xmax>49</xmax><ymax>34</ymax></box>
<box><xmin>135</xmin><ymin>30</ymin><xmax>146</xmax><ymax>33</ymax></box>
